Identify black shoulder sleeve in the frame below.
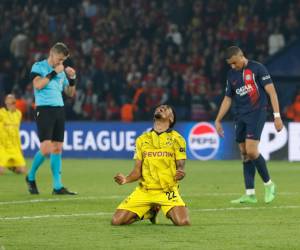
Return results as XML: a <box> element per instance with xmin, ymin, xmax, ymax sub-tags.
<box><xmin>30</xmin><ymin>72</ymin><xmax>42</xmax><ymax>81</ymax></box>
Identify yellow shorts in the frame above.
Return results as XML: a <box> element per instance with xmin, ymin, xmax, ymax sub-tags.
<box><xmin>0</xmin><ymin>149</ymin><xmax>26</xmax><ymax>167</ymax></box>
<box><xmin>117</xmin><ymin>186</ymin><xmax>186</xmax><ymax>219</ymax></box>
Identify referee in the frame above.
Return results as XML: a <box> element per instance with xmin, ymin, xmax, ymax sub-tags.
<box><xmin>26</xmin><ymin>42</ymin><xmax>77</xmax><ymax>195</ymax></box>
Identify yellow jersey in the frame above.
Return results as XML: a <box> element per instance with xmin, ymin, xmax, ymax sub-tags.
<box><xmin>134</xmin><ymin>129</ymin><xmax>187</xmax><ymax>191</ymax></box>
<box><xmin>0</xmin><ymin>108</ymin><xmax>22</xmax><ymax>150</ymax></box>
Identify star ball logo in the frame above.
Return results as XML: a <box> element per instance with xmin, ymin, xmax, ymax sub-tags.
<box><xmin>188</xmin><ymin>122</ymin><xmax>220</xmax><ymax>160</ymax></box>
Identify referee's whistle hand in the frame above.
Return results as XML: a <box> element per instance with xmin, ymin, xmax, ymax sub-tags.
<box><xmin>65</xmin><ymin>66</ymin><xmax>76</xmax><ymax>78</ymax></box>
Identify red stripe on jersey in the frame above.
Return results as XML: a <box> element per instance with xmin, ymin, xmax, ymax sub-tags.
<box><xmin>243</xmin><ymin>69</ymin><xmax>259</xmax><ymax>105</ymax></box>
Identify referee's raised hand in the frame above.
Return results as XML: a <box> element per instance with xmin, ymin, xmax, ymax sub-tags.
<box><xmin>65</xmin><ymin>66</ymin><xmax>76</xmax><ymax>79</ymax></box>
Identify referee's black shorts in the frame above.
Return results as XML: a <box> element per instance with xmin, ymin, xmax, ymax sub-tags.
<box><xmin>35</xmin><ymin>106</ymin><xmax>65</xmax><ymax>142</ymax></box>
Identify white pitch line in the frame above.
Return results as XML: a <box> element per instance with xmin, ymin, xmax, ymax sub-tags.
<box><xmin>0</xmin><ymin>212</ymin><xmax>112</xmax><ymax>221</ymax></box>
<box><xmin>1</xmin><ymin>192</ymin><xmax>299</xmax><ymax>206</ymax></box>
<box><xmin>0</xmin><ymin>196</ymin><xmax>98</xmax><ymax>205</ymax></box>
<box><xmin>0</xmin><ymin>195</ymin><xmax>126</xmax><ymax>206</ymax></box>
<box><xmin>1</xmin><ymin>205</ymin><xmax>300</xmax><ymax>221</ymax></box>
<box><xmin>192</xmin><ymin>205</ymin><xmax>300</xmax><ymax>212</ymax></box>
<box><xmin>183</xmin><ymin>192</ymin><xmax>300</xmax><ymax>197</ymax></box>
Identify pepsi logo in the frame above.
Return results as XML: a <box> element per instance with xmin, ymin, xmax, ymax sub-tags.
<box><xmin>188</xmin><ymin>122</ymin><xmax>220</xmax><ymax>160</ymax></box>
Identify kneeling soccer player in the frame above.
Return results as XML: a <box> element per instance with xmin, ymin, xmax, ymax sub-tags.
<box><xmin>112</xmin><ymin>105</ymin><xmax>190</xmax><ymax>226</ymax></box>
<box><xmin>0</xmin><ymin>94</ymin><xmax>26</xmax><ymax>175</ymax></box>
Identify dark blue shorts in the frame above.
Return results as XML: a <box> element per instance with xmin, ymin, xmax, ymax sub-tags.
<box><xmin>235</xmin><ymin>110</ymin><xmax>267</xmax><ymax>143</ymax></box>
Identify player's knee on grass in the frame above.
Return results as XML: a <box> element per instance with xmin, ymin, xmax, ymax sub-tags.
<box><xmin>0</xmin><ymin>167</ymin><xmax>5</xmax><ymax>175</ymax></box>
<box><xmin>167</xmin><ymin>206</ymin><xmax>190</xmax><ymax>226</ymax></box>
<box><xmin>13</xmin><ymin>167</ymin><xmax>26</xmax><ymax>174</ymax></box>
<box><xmin>111</xmin><ymin>210</ymin><xmax>138</xmax><ymax>225</ymax></box>
<box><xmin>177</xmin><ymin>218</ymin><xmax>190</xmax><ymax>226</ymax></box>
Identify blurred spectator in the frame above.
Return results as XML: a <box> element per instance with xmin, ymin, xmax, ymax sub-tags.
<box><xmin>106</xmin><ymin>98</ymin><xmax>120</xmax><ymax>120</ymax></box>
<box><xmin>121</xmin><ymin>102</ymin><xmax>134</xmax><ymax>122</ymax></box>
<box><xmin>284</xmin><ymin>89</ymin><xmax>300</xmax><ymax>122</ymax></box>
<box><xmin>0</xmin><ymin>0</ymin><xmax>299</xmax><ymax>121</ymax></box>
<box><xmin>268</xmin><ymin>27</ymin><xmax>285</xmax><ymax>55</ymax></box>
<box><xmin>166</xmin><ymin>24</ymin><xmax>182</xmax><ymax>46</ymax></box>
<box><xmin>10</xmin><ymin>28</ymin><xmax>29</xmax><ymax>60</ymax></box>
<box><xmin>133</xmin><ymin>83</ymin><xmax>147</xmax><ymax>120</ymax></box>
<box><xmin>190</xmin><ymin>84</ymin><xmax>216</xmax><ymax>121</ymax></box>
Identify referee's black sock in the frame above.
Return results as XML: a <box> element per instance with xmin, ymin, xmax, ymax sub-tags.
<box><xmin>243</xmin><ymin>160</ymin><xmax>256</xmax><ymax>190</ymax></box>
<box><xmin>252</xmin><ymin>154</ymin><xmax>270</xmax><ymax>183</ymax></box>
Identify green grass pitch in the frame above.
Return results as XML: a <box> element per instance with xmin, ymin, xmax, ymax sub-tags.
<box><xmin>0</xmin><ymin>159</ymin><xmax>300</xmax><ymax>250</ymax></box>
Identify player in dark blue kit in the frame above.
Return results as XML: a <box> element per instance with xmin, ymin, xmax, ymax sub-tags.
<box><xmin>215</xmin><ymin>46</ymin><xmax>283</xmax><ymax>204</ymax></box>
<box><xmin>26</xmin><ymin>42</ymin><xmax>77</xmax><ymax>195</ymax></box>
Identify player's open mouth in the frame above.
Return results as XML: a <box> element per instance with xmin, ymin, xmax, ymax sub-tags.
<box><xmin>154</xmin><ymin>113</ymin><xmax>162</xmax><ymax>119</ymax></box>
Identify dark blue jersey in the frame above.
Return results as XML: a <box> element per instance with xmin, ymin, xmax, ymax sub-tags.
<box><xmin>225</xmin><ymin>60</ymin><xmax>273</xmax><ymax>116</ymax></box>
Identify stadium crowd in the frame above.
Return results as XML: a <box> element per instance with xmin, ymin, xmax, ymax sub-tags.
<box><xmin>0</xmin><ymin>0</ymin><xmax>299</xmax><ymax>121</ymax></box>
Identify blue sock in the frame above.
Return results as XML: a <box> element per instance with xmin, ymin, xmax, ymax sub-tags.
<box><xmin>243</xmin><ymin>160</ymin><xmax>256</xmax><ymax>189</ymax></box>
<box><xmin>252</xmin><ymin>154</ymin><xmax>270</xmax><ymax>183</ymax></box>
<box><xmin>28</xmin><ymin>151</ymin><xmax>46</xmax><ymax>181</ymax></box>
<box><xmin>50</xmin><ymin>154</ymin><xmax>63</xmax><ymax>190</ymax></box>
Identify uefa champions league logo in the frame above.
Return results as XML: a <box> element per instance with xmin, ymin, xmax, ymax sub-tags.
<box><xmin>188</xmin><ymin>122</ymin><xmax>220</xmax><ymax>160</ymax></box>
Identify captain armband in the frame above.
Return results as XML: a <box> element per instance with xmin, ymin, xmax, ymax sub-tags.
<box><xmin>46</xmin><ymin>71</ymin><xmax>57</xmax><ymax>80</ymax></box>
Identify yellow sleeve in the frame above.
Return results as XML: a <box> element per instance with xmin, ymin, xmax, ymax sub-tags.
<box><xmin>174</xmin><ymin>133</ymin><xmax>187</xmax><ymax>160</ymax></box>
<box><xmin>133</xmin><ymin>136</ymin><xmax>143</xmax><ymax>160</ymax></box>
<box><xmin>17</xmin><ymin>110</ymin><xmax>22</xmax><ymax>126</ymax></box>
<box><xmin>0</xmin><ymin>109</ymin><xmax>3</xmax><ymax>122</ymax></box>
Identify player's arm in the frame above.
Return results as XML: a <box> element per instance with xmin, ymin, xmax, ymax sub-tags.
<box><xmin>114</xmin><ymin>159</ymin><xmax>142</xmax><ymax>185</ymax></box>
<box><xmin>215</xmin><ymin>96</ymin><xmax>232</xmax><ymax>137</ymax></box>
<box><xmin>64</xmin><ymin>66</ymin><xmax>76</xmax><ymax>97</ymax></box>
<box><xmin>264</xmin><ymin>83</ymin><xmax>283</xmax><ymax>132</ymax></box>
<box><xmin>32</xmin><ymin>64</ymin><xmax>64</xmax><ymax>90</ymax></box>
<box><xmin>175</xmin><ymin>159</ymin><xmax>186</xmax><ymax>181</ymax></box>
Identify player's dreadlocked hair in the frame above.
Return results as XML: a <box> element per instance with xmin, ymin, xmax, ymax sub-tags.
<box><xmin>225</xmin><ymin>46</ymin><xmax>243</xmax><ymax>59</ymax></box>
<box><xmin>51</xmin><ymin>42</ymin><xmax>69</xmax><ymax>57</ymax></box>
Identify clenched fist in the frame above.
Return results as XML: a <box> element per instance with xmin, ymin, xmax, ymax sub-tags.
<box><xmin>65</xmin><ymin>66</ymin><xmax>76</xmax><ymax>79</ymax></box>
<box><xmin>114</xmin><ymin>173</ymin><xmax>127</xmax><ymax>185</ymax></box>
<box><xmin>175</xmin><ymin>169</ymin><xmax>185</xmax><ymax>181</ymax></box>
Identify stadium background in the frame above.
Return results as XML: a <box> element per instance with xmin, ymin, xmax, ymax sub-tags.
<box><xmin>1</xmin><ymin>1</ymin><xmax>300</xmax><ymax>250</ymax></box>
<box><xmin>0</xmin><ymin>0</ymin><xmax>299</xmax><ymax>160</ymax></box>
